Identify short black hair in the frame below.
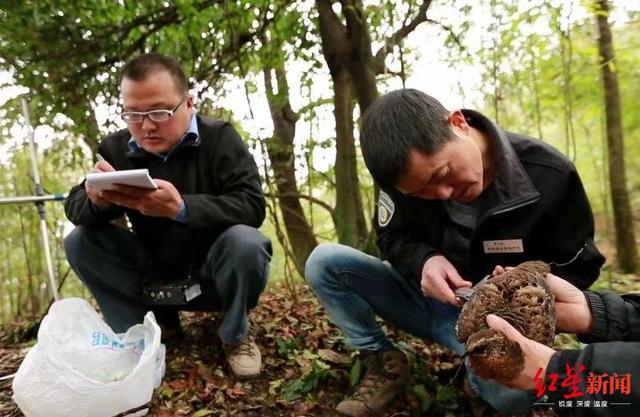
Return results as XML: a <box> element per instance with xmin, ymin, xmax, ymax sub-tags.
<box><xmin>360</xmin><ymin>89</ymin><xmax>454</xmax><ymax>189</ymax></box>
<box><xmin>121</xmin><ymin>53</ymin><xmax>189</xmax><ymax>94</ymax></box>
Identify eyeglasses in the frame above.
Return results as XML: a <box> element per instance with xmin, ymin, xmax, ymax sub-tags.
<box><xmin>120</xmin><ymin>96</ymin><xmax>188</xmax><ymax>123</ymax></box>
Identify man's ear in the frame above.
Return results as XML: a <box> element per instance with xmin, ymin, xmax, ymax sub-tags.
<box><xmin>186</xmin><ymin>95</ymin><xmax>195</xmax><ymax>112</ymax></box>
<box><xmin>447</xmin><ymin>110</ymin><xmax>469</xmax><ymax>132</ymax></box>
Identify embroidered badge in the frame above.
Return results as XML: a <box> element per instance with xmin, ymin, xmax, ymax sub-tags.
<box><xmin>378</xmin><ymin>191</ymin><xmax>395</xmax><ymax>227</ymax></box>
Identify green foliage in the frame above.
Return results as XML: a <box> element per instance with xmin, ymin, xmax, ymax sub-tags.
<box><xmin>0</xmin><ymin>1</ymin><xmax>301</xmax><ymax>148</ymax></box>
<box><xmin>411</xmin><ymin>384</ymin><xmax>432</xmax><ymax>412</ymax></box>
<box><xmin>448</xmin><ymin>0</ymin><xmax>640</xmax><ymax>223</ymax></box>
<box><xmin>276</xmin><ymin>335</ymin><xmax>302</xmax><ymax>356</ymax></box>
<box><xmin>191</xmin><ymin>410</ymin><xmax>215</xmax><ymax>417</ymax></box>
<box><xmin>349</xmin><ymin>356</ymin><xmax>363</xmax><ymax>387</ymax></box>
<box><xmin>0</xmin><ymin>139</ymin><xmax>89</xmax><ymax>322</ymax></box>
<box><xmin>1</xmin><ymin>0</ymin><xmax>638</xmax><ymax>324</ymax></box>
<box><xmin>280</xmin><ymin>356</ymin><xmax>329</xmax><ymax>400</ymax></box>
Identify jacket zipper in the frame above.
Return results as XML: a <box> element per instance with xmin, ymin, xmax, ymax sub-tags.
<box><xmin>488</xmin><ymin>196</ymin><xmax>540</xmax><ymax>218</ymax></box>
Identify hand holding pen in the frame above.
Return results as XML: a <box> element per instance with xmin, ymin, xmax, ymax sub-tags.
<box><xmin>94</xmin><ymin>154</ymin><xmax>115</xmax><ymax>173</ymax></box>
<box><xmin>85</xmin><ymin>154</ymin><xmax>115</xmax><ymax>208</ymax></box>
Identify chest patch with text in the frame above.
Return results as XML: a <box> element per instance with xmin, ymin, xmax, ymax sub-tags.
<box><xmin>483</xmin><ymin>239</ymin><xmax>524</xmax><ymax>254</ymax></box>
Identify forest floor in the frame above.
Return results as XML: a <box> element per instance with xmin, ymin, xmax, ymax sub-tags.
<box><xmin>1</xmin><ymin>272</ymin><xmax>639</xmax><ymax>417</ymax></box>
<box><xmin>0</xmin><ymin>281</ymin><xmax>495</xmax><ymax>417</ymax></box>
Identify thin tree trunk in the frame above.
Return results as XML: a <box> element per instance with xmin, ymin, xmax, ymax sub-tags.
<box><xmin>528</xmin><ymin>49</ymin><xmax>544</xmax><ymax>141</ymax></box>
<box><xmin>6</xmin><ymin>243</ymin><xmax>16</xmax><ymax>321</ymax></box>
<box><xmin>595</xmin><ymin>0</ymin><xmax>638</xmax><ymax>272</ymax></box>
<box><xmin>332</xmin><ymin>69</ymin><xmax>368</xmax><ymax>247</ymax></box>
<box><xmin>316</xmin><ymin>0</ymin><xmax>369</xmax><ymax>248</ymax></box>
<box><xmin>315</xmin><ymin>0</ymin><xmax>433</xmax><ymax>250</ymax></box>
<box><xmin>74</xmin><ymin>97</ymin><xmax>102</xmax><ymax>155</ymax></box>
<box><xmin>492</xmin><ymin>60</ymin><xmax>500</xmax><ymax>125</ymax></box>
<box><xmin>341</xmin><ymin>0</ymin><xmax>379</xmax><ymax>111</ymax></box>
<box><xmin>560</xmin><ymin>28</ymin><xmax>576</xmax><ymax>161</ymax></box>
<box><xmin>13</xmin><ymin>175</ymin><xmax>35</xmax><ymax>317</ymax></box>
<box><xmin>306</xmin><ymin>125</ymin><xmax>315</xmax><ymax>232</ymax></box>
<box><xmin>263</xmin><ymin>66</ymin><xmax>318</xmax><ymax>274</ymax></box>
<box><xmin>0</xmin><ymin>239</ymin><xmax>5</xmax><ymax>323</ymax></box>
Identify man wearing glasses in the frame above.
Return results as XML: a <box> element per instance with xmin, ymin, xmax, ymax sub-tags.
<box><xmin>64</xmin><ymin>53</ymin><xmax>271</xmax><ymax>379</ymax></box>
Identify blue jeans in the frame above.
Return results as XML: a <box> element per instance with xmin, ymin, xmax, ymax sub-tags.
<box><xmin>64</xmin><ymin>223</ymin><xmax>272</xmax><ymax>345</ymax></box>
<box><xmin>305</xmin><ymin>243</ymin><xmax>536</xmax><ymax>415</ymax></box>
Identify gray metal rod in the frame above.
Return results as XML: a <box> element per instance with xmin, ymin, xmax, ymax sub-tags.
<box><xmin>40</xmin><ymin>219</ymin><xmax>59</xmax><ymax>300</ymax></box>
<box><xmin>21</xmin><ymin>97</ymin><xmax>60</xmax><ymax>301</ymax></box>
<box><xmin>22</xmin><ymin>98</ymin><xmax>42</xmax><ymax>186</ymax></box>
<box><xmin>0</xmin><ymin>194</ymin><xmax>66</xmax><ymax>205</ymax></box>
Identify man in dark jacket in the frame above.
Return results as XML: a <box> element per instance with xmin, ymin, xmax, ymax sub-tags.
<box><xmin>487</xmin><ymin>272</ymin><xmax>639</xmax><ymax>417</ymax></box>
<box><xmin>64</xmin><ymin>53</ymin><xmax>272</xmax><ymax>379</ymax></box>
<box><xmin>305</xmin><ymin>89</ymin><xmax>605</xmax><ymax>416</ymax></box>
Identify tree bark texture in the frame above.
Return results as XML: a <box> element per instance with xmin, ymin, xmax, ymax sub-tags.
<box><xmin>332</xmin><ymin>69</ymin><xmax>369</xmax><ymax>247</ymax></box>
<box><xmin>315</xmin><ymin>0</ymin><xmax>434</xmax><ymax>250</ymax></box>
<box><xmin>316</xmin><ymin>0</ymin><xmax>369</xmax><ymax>248</ymax></box>
<box><xmin>263</xmin><ymin>67</ymin><xmax>318</xmax><ymax>274</ymax></box>
<box><xmin>595</xmin><ymin>0</ymin><xmax>638</xmax><ymax>272</ymax></box>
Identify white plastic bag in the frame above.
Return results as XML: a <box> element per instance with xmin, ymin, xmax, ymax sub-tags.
<box><xmin>12</xmin><ymin>298</ymin><xmax>165</xmax><ymax>417</ymax></box>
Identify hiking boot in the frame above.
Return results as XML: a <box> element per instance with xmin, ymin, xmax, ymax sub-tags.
<box><xmin>336</xmin><ymin>349</ymin><xmax>411</xmax><ymax>417</ymax></box>
<box><xmin>224</xmin><ymin>337</ymin><xmax>262</xmax><ymax>378</ymax></box>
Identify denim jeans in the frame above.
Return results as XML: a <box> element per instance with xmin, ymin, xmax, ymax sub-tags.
<box><xmin>64</xmin><ymin>223</ymin><xmax>272</xmax><ymax>345</ymax></box>
<box><xmin>305</xmin><ymin>243</ymin><xmax>537</xmax><ymax>415</ymax></box>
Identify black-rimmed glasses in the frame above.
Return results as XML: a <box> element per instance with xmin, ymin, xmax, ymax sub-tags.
<box><xmin>120</xmin><ymin>96</ymin><xmax>188</xmax><ymax>123</ymax></box>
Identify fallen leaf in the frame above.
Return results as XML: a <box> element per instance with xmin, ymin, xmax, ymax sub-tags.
<box><xmin>168</xmin><ymin>379</ymin><xmax>191</xmax><ymax>391</ymax></box>
<box><xmin>317</xmin><ymin>349</ymin><xmax>352</xmax><ymax>365</ymax></box>
<box><xmin>225</xmin><ymin>383</ymin><xmax>246</xmax><ymax>399</ymax></box>
<box><xmin>191</xmin><ymin>410</ymin><xmax>215</xmax><ymax>417</ymax></box>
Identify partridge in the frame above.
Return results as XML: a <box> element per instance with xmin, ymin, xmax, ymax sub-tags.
<box><xmin>456</xmin><ymin>261</ymin><xmax>555</xmax><ymax>380</ymax></box>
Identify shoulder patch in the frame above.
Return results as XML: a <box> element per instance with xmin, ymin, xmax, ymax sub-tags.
<box><xmin>378</xmin><ymin>190</ymin><xmax>395</xmax><ymax>227</ymax></box>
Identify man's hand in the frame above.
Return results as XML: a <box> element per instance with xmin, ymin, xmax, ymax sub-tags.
<box><xmin>492</xmin><ymin>266</ymin><xmax>593</xmax><ymax>335</ymax></box>
<box><xmin>421</xmin><ymin>255</ymin><xmax>472</xmax><ymax>305</ymax></box>
<box><xmin>545</xmin><ymin>273</ymin><xmax>593</xmax><ymax>334</ymax></box>
<box><xmin>486</xmin><ymin>314</ymin><xmax>556</xmax><ymax>391</ymax></box>
<box><xmin>100</xmin><ymin>179</ymin><xmax>183</xmax><ymax>219</ymax></box>
<box><xmin>85</xmin><ymin>160</ymin><xmax>115</xmax><ymax>209</ymax></box>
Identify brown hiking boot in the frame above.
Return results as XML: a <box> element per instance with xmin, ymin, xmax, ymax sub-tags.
<box><xmin>336</xmin><ymin>349</ymin><xmax>411</xmax><ymax>417</ymax></box>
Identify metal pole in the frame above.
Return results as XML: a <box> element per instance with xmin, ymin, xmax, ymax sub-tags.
<box><xmin>0</xmin><ymin>194</ymin><xmax>66</xmax><ymax>205</ymax></box>
<box><xmin>21</xmin><ymin>97</ymin><xmax>60</xmax><ymax>301</ymax></box>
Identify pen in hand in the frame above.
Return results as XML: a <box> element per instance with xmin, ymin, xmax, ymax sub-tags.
<box><xmin>94</xmin><ymin>154</ymin><xmax>115</xmax><ymax>172</ymax></box>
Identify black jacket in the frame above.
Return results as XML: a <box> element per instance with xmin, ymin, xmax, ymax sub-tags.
<box><xmin>546</xmin><ymin>292</ymin><xmax>640</xmax><ymax>416</ymax></box>
<box><xmin>64</xmin><ymin>115</ymin><xmax>265</xmax><ymax>273</ymax></box>
<box><xmin>375</xmin><ymin>110</ymin><xmax>604</xmax><ymax>289</ymax></box>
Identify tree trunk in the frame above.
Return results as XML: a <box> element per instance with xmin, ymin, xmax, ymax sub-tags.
<box><xmin>595</xmin><ymin>0</ymin><xmax>638</xmax><ymax>272</ymax></box>
<box><xmin>263</xmin><ymin>66</ymin><xmax>318</xmax><ymax>274</ymax></box>
<box><xmin>559</xmin><ymin>30</ymin><xmax>576</xmax><ymax>161</ymax></box>
<box><xmin>315</xmin><ymin>0</ymin><xmax>433</xmax><ymax>250</ymax></box>
<box><xmin>14</xmin><ymin>175</ymin><xmax>35</xmax><ymax>316</ymax></box>
<box><xmin>85</xmin><ymin>104</ymin><xmax>101</xmax><ymax>155</ymax></box>
<box><xmin>316</xmin><ymin>0</ymin><xmax>369</xmax><ymax>248</ymax></box>
<box><xmin>528</xmin><ymin>49</ymin><xmax>544</xmax><ymax>141</ymax></box>
<box><xmin>340</xmin><ymin>0</ymin><xmax>379</xmax><ymax>111</ymax></box>
<box><xmin>332</xmin><ymin>69</ymin><xmax>368</xmax><ymax>247</ymax></box>
<box><xmin>0</xmin><ymin>240</ymin><xmax>5</xmax><ymax>322</ymax></box>
<box><xmin>71</xmin><ymin>95</ymin><xmax>101</xmax><ymax>155</ymax></box>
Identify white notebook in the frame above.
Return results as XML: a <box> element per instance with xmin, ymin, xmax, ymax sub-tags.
<box><xmin>85</xmin><ymin>169</ymin><xmax>158</xmax><ymax>191</ymax></box>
